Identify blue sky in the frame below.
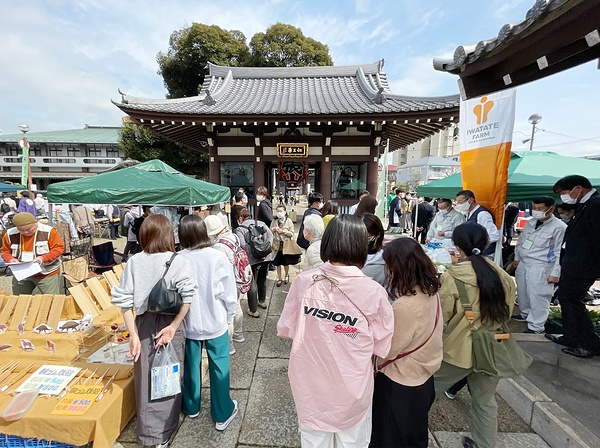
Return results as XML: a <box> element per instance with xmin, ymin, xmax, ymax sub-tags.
<box><xmin>1</xmin><ymin>0</ymin><xmax>598</xmax><ymax>156</ymax></box>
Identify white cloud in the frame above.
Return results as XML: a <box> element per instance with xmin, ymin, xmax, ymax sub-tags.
<box><xmin>0</xmin><ymin>0</ymin><xmax>598</xmax><ymax>166</ymax></box>
<box><xmin>491</xmin><ymin>0</ymin><xmax>528</xmax><ymax>20</ymax></box>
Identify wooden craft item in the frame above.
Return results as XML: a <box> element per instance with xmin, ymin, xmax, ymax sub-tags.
<box><xmin>34</xmin><ymin>295</ymin><xmax>53</xmax><ymax>327</ymax></box>
<box><xmin>0</xmin><ymin>294</ymin><xmax>5</xmax><ymax>311</ymax></box>
<box><xmin>58</xmin><ymin>369</ymin><xmax>87</xmax><ymax>398</ymax></box>
<box><xmin>103</xmin><ymin>270</ymin><xmax>119</xmax><ymax>289</ymax></box>
<box><xmin>68</xmin><ymin>285</ymin><xmax>100</xmax><ymax>317</ymax></box>
<box><xmin>47</xmin><ymin>295</ymin><xmax>67</xmax><ymax>329</ymax></box>
<box><xmin>9</xmin><ymin>295</ymin><xmax>32</xmax><ymax>331</ymax></box>
<box><xmin>1</xmin><ymin>362</ymin><xmax>35</xmax><ymax>392</ymax></box>
<box><xmin>98</xmin><ymin>277</ymin><xmax>111</xmax><ymax>295</ymax></box>
<box><xmin>86</xmin><ymin>277</ymin><xmax>113</xmax><ymax>310</ymax></box>
<box><xmin>0</xmin><ymin>361</ymin><xmax>18</xmax><ymax>376</ymax></box>
<box><xmin>25</xmin><ymin>295</ymin><xmax>44</xmax><ymax>331</ymax></box>
<box><xmin>0</xmin><ymin>295</ymin><xmax>18</xmax><ymax>325</ymax></box>
<box><xmin>0</xmin><ymin>362</ymin><xmax>19</xmax><ymax>384</ymax></box>
<box><xmin>113</xmin><ymin>264</ymin><xmax>124</xmax><ymax>279</ymax></box>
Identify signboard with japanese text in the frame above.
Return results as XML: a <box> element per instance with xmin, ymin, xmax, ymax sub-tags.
<box><xmin>459</xmin><ymin>88</ymin><xmax>516</xmax><ymax>228</ymax></box>
<box><xmin>51</xmin><ymin>385</ymin><xmax>103</xmax><ymax>415</ymax></box>
<box><xmin>16</xmin><ymin>365</ymin><xmax>81</xmax><ymax>396</ymax></box>
<box><xmin>277</xmin><ymin>143</ymin><xmax>309</xmax><ymax>158</ymax></box>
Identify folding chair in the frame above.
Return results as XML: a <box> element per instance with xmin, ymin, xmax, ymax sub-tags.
<box><xmin>90</xmin><ymin>241</ymin><xmax>122</xmax><ymax>274</ymax></box>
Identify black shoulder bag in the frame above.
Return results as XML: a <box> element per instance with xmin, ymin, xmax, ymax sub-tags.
<box><xmin>147</xmin><ymin>253</ymin><xmax>183</xmax><ymax>315</ymax></box>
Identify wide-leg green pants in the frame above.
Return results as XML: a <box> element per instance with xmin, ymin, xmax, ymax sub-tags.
<box><xmin>182</xmin><ymin>331</ymin><xmax>235</xmax><ymax>423</ymax></box>
<box><xmin>435</xmin><ymin>362</ymin><xmax>501</xmax><ymax>448</ymax></box>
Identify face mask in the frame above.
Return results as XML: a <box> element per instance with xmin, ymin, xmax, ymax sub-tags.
<box><xmin>456</xmin><ymin>201</ymin><xmax>470</xmax><ymax>213</ymax></box>
<box><xmin>560</xmin><ymin>214</ymin><xmax>570</xmax><ymax>223</ymax></box>
<box><xmin>256</xmin><ymin>195</ymin><xmax>264</xmax><ymax>201</ymax></box>
<box><xmin>531</xmin><ymin>209</ymin><xmax>550</xmax><ymax>220</ymax></box>
<box><xmin>560</xmin><ymin>191</ymin><xmax>578</xmax><ymax>205</ymax></box>
<box><xmin>276</xmin><ymin>212</ymin><xmax>286</xmax><ymax>219</ymax></box>
<box><xmin>438</xmin><ymin>208</ymin><xmax>449</xmax><ymax>215</ymax></box>
<box><xmin>316</xmin><ymin>202</ymin><xmax>324</xmax><ymax>210</ymax></box>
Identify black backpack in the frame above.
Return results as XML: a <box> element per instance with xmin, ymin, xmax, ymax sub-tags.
<box><xmin>131</xmin><ymin>216</ymin><xmax>145</xmax><ymax>237</ymax></box>
<box><xmin>240</xmin><ymin>222</ymin><xmax>272</xmax><ymax>258</ymax></box>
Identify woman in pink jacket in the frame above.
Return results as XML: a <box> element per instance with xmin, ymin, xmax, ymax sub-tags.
<box><xmin>278</xmin><ymin>214</ymin><xmax>394</xmax><ymax>448</ymax></box>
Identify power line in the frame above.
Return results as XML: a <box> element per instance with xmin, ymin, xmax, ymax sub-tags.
<box><xmin>537</xmin><ymin>128</ymin><xmax>600</xmax><ymax>142</ymax></box>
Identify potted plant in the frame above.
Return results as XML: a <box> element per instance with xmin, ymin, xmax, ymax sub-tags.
<box><xmin>545</xmin><ymin>308</ymin><xmax>600</xmax><ymax>335</ymax></box>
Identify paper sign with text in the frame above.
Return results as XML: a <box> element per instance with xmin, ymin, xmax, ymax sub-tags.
<box><xmin>51</xmin><ymin>385</ymin><xmax>103</xmax><ymax>415</ymax></box>
<box><xmin>15</xmin><ymin>365</ymin><xmax>81</xmax><ymax>396</ymax></box>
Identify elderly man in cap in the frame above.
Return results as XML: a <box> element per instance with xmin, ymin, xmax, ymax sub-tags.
<box><xmin>1</xmin><ymin>212</ymin><xmax>65</xmax><ymax>294</ymax></box>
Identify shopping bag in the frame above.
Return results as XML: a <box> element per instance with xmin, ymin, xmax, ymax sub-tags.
<box><xmin>150</xmin><ymin>342</ymin><xmax>181</xmax><ymax>400</ymax></box>
<box><xmin>283</xmin><ymin>239</ymin><xmax>303</xmax><ymax>255</ymax></box>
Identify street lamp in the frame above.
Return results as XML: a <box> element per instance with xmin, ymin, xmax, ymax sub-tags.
<box><xmin>527</xmin><ymin>113</ymin><xmax>542</xmax><ymax>151</ymax></box>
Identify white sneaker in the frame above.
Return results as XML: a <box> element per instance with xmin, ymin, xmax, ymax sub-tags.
<box><xmin>229</xmin><ymin>346</ymin><xmax>236</xmax><ymax>355</ymax></box>
<box><xmin>188</xmin><ymin>411</ymin><xmax>200</xmax><ymax>419</ymax></box>
<box><xmin>155</xmin><ymin>440</ymin><xmax>169</xmax><ymax>448</ymax></box>
<box><xmin>232</xmin><ymin>333</ymin><xmax>245</xmax><ymax>343</ymax></box>
<box><xmin>215</xmin><ymin>399</ymin><xmax>238</xmax><ymax>431</ymax></box>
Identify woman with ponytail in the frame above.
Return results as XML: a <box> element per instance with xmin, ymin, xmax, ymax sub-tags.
<box><xmin>434</xmin><ymin>222</ymin><xmax>515</xmax><ymax>448</ymax></box>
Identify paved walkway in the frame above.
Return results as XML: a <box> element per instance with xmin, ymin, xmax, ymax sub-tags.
<box><xmin>114</xmin><ymin>265</ymin><xmax>550</xmax><ymax>448</ymax></box>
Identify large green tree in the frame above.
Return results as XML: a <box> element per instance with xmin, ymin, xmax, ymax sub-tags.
<box><xmin>157</xmin><ymin>23</ymin><xmax>250</xmax><ymax>98</ymax></box>
<box><xmin>249</xmin><ymin>23</ymin><xmax>333</xmax><ymax>67</ymax></box>
<box><xmin>119</xmin><ymin>123</ymin><xmax>208</xmax><ymax>178</ymax></box>
<box><xmin>156</xmin><ymin>22</ymin><xmax>333</xmax><ymax>99</ymax></box>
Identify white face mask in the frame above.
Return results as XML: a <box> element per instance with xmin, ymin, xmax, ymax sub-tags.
<box><xmin>456</xmin><ymin>201</ymin><xmax>470</xmax><ymax>213</ymax></box>
<box><xmin>438</xmin><ymin>208</ymin><xmax>449</xmax><ymax>215</ymax></box>
<box><xmin>316</xmin><ymin>202</ymin><xmax>324</xmax><ymax>210</ymax></box>
<box><xmin>531</xmin><ymin>209</ymin><xmax>550</xmax><ymax>220</ymax></box>
<box><xmin>276</xmin><ymin>212</ymin><xmax>286</xmax><ymax>219</ymax></box>
<box><xmin>256</xmin><ymin>195</ymin><xmax>264</xmax><ymax>201</ymax></box>
<box><xmin>560</xmin><ymin>192</ymin><xmax>577</xmax><ymax>205</ymax></box>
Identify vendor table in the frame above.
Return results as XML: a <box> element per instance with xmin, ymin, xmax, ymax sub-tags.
<box><xmin>0</xmin><ymin>363</ymin><xmax>134</xmax><ymax>448</ymax></box>
<box><xmin>0</xmin><ymin>275</ymin><xmax>135</xmax><ymax>448</ymax></box>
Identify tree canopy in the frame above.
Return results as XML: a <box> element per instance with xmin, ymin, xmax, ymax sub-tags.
<box><xmin>156</xmin><ymin>23</ymin><xmax>249</xmax><ymax>99</ymax></box>
<box><xmin>249</xmin><ymin>23</ymin><xmax>333</xmax><ymax>67</ymax></box>
<box><xmin>156</xmin><ymin>22</ymin><xmax>333</xmax><ymax>99</ymax></box>
<box><xmin>119</xmin><ymin>123</ymin><xmax>208</xmax><ymax>178</ymax></box>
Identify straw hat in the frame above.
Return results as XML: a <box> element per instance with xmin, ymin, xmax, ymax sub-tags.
<box><xmin>204</xmin><ymin>215</ymin><xmax>226</xmax><ymax>236</ymax></box>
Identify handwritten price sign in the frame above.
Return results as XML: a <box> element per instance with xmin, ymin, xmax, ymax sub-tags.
<box><xmin>51</xmin><ymin>385</ymin><xmax>103</xmax><ymax>415</ymax></box>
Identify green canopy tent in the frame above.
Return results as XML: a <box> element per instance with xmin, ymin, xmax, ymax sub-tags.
<box><xmin>47</xmin><ymin>159</ymin><xmax>231</xmax><ymax>206</ymax></box>
<box><xmin>416</xmin><ymin>151</ymin><xmax>600</xmax><ymax>202</ymax></box>
<box><xmin>0</xmin><ymin>183</ymin><xmax>26</xmax><ymax>193</ymax></box>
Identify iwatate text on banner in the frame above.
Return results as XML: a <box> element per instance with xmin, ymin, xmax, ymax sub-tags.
<box><xmin>459</xmin><ymin>89</ymin><xmax>516</xmax><ymax>227</ymax></box>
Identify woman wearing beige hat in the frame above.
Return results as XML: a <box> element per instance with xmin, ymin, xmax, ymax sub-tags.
<box><xmin>205</xmin><ymin>215</ymin><xmax>247</xmax><ymax>354</ymax></box>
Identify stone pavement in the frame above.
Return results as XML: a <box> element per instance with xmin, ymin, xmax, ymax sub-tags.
<box><xmin>113</xmin><ymin>264</ymin><xmax>550</xmax><ymax>448</ymax></box>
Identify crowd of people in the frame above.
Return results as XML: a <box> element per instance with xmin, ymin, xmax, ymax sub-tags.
<box><xmin>2</xmin><ymin>174</ymin><xmax>599</xmax><ymax>448</ymax></box>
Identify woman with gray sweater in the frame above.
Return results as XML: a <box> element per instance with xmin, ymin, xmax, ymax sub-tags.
<box><xmin>360</xmin><ymin>213</ymin><xmax>387</xmax><ymax>287</ymax></box>
<box><xmin>111</xmin><ymin>214</ymin><xmax>197</xmax><ymax>448</ymax></box>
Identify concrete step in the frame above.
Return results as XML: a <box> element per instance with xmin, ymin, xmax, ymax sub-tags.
<box><xmin>515</xmin><ymin>334</ymin><xmax>600</xmax><ymax>400</ymax></box>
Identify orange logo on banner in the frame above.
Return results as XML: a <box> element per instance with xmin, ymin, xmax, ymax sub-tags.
<box><xmin>473</xmin><ymin>96</ymin><xmax>494</xmax><ymax>125</ymax></box>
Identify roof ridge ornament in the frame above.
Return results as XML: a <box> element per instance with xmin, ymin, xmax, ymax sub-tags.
<box><xmin>199</xmin><ymin>90</ymin><xmax>216</xmax><ymax>107</ymax></box>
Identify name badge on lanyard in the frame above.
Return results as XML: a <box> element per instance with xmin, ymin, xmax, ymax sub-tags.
<box><xmin>522</xmin><ymin>235</ymin><xmax>535</xmax><ymax>250</ymax></box>
<box><xmin>21</xmin><ymin>251</ymin><xmax>34</xmax><ymax>262</ymax></box>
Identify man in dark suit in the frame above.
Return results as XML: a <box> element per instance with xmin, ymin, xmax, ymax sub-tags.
<box><xmin>548</xmin><ymin>175</ymin><xmax>600</xmax><ymax>358</ymax></box>
<box><xmin>411</xmin><ymin>197</ymin><xmax>436</xmax><ymax>244</ymax></box>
